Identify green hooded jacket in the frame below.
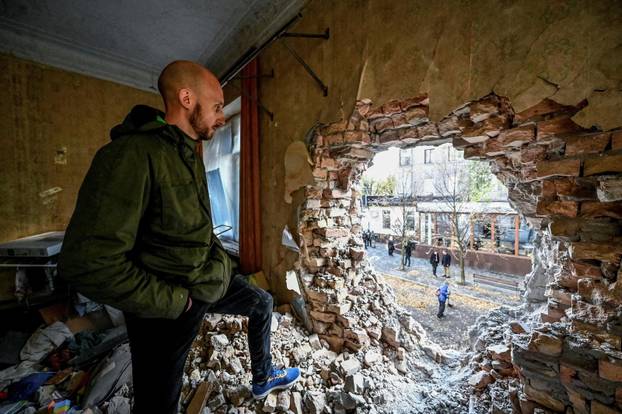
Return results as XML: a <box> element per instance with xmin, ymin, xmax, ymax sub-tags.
<box><xmin>58</xmin><ymin>105</ymin><xmax>233</xmax><ymax>319</ymax></box>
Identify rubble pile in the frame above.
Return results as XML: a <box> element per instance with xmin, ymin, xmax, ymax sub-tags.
<box><xmin>299</xmin><ymin>91</ymin><xmax>622</xmax><ymax>413</ymax></box>
<box><xmin>180</xmin><ymin>266</ymin><xmax>473</xmax><ymax>414</ymax></box>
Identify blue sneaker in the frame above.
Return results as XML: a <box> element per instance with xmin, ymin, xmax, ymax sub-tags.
<box><xmin>252</xmin><ymin>366</ymin><xmax>301</xmax><ymax>399</ymax></box>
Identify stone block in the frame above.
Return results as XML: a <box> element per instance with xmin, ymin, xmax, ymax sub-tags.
<box><xmin>537</xmin><ymin>158</ymin><xmax>582</xmax><ymax>178</ymax></box>
<box><xmin>488</xmin><ymin>344</ymin><xmax>512</xmax><ymax>363</ymax></box>
<box><xmin>564</xmin><ymin>132</ymin><xmax>611</xmax><ymax>157</ymax></box>
<box><xmin>585</xmin><ymin>154</ymin><xmax>622</xmax><ymax>176</ymax></box>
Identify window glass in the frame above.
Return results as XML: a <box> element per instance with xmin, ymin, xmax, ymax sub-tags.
<box><xmin>382</xmin><ymin>210</ymin><xmax>391</xmax><ymax>229</ymax></box>
<box><xmin>203</xmin><ymin>112</ymin><xmax>241</xmax><ymax>241</ymax></box>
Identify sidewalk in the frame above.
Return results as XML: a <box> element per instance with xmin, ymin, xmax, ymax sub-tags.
<box><xmin>365</xmin><ymin>245</ymin><xmax>522</xmax><ymax>307</ymax></box>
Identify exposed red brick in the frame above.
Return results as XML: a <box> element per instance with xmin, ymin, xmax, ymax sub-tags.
<box><xmin>537</xmin><ymin>116</ymin><xmax>584</xmax><ymax>140</ymax></box>
<box><xmin>416</xmin><ymin>123</ymin><xmax>440</xmax><ymax>139</ymax></box>
<box><xmin>343</xmin><ymin>130</ymin><xmax>370</xmax><ymax>144</ymax></box>
<box><xmin>570</xmin><ymin>242</ymin><xmax>622</xmax><ymax>263</ymax></box>
<box><xmin>612</xmin><ymin>130</ymin><xmax>622</xmax><ymax>150</ymax></box>
<box><xmin>399</xmin><ymin>127</ymin><xmax>418</xmax><ymax>142</ymax></box>
<box><xmin>520</xmin><ymin>145</ymin><xmax>546</xmax><ymax>165</ymax></box>
<box><xmin>580</xmin><ymin>201</ymin><xmax>622</xmax><ymax>219</ymax></box>
<box><xmin>515</xmin><ymin>98</ymin><xmax>581</xmax><ymax>123</ymax></box>
<box><xmin>378</xmin><ymin>129</ymin><xmax>400</xmax><ymax>144</ymax></box>
<box><xmin>540</xmin><ymin>178</ymin><xmax>597</xmax><ymax>201</ymax></box>
<box><xmin>549</xmin><ymin>218</ymin><xmax>580</xmax><ymax>240</ymax></box>
<box><xmin>404</xmin><ymin>106</ymin><xmax>428</xmax><ymax>125</ymax></box>
<box><xmin>536</xmin><ymin>158</ymin><xmax>581</xmax><ymax>178</ymax></box>
<box><xmin>537</xmin><ymin>200</ymin><xmax>579</xmax><ymax>217</ymax></box>
<box><xmin>564</xmin><ymin>132</ymin><xmax>611</xmax><ymax>157</ymax></box>
<box><xmin>498</xmin><ymin>124</ymin><xmax>536</xmax><ymax>147</ymax></box>
<box><xmin>370</xmin><ymin>116</ymin><xmax>394</xmax><ymax>132</ymax></box>
<box><xmin>463</xmin><ymin>145</ymin><xmax>486</xmax><ymax>159</ymax></box>
<box><xmin>391</xmin><ymin>113</ymin><xmax>410</xmax><ymax>128</ymax></box>
<box><xmin>324</xmin><ymin>132</ymin><xmax>344</xmax><ymax>146</ymax></box>
<box><xmin>599</xmin><ymin>357</ymin><xmax>622</xmax><ymax>381</ymax></box>
<box><xmin>320</xmin><ymin>120</ymin><xmax>347</xmax><ymax>136</ymax></box>
<box><xmin>584</xmin><ymin>154</ymin><xmax>622</xmax><ymax>176</ymax></box>
<box><xmin>591</xmin><ymin>399</ymin><xmax>622</xmax><ymax>414</ymax></box>
<box><xmin>399</xmin><ymin>95</ymin><xmax>428</xmax><ymax>111</ymax></box>
<box><xmin>381</xmin><ymin>100</ymin><xmax>402</xmax><ymax>115</ymax></box>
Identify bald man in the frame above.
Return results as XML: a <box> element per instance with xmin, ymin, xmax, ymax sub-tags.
<box><xmin>59</xmin><ymin>61</ymin><xmax>300</xmax><ymax>413</ymax></box>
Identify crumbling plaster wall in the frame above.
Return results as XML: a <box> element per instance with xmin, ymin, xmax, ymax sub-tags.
<box><xmin>258</xmin><ymin>0</ymin><xmax>622</xmax><ymax>298</ymax></box>
<box><xmin>0</xmin><ymin>54</ymin><xmax>162</xmax><ymax>243</ymax></box>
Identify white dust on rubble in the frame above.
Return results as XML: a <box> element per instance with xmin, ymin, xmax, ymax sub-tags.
<box><xmin>181</xmin><ymin>269</ymin><xmax>526</xmax><ymax>413</ymax></box>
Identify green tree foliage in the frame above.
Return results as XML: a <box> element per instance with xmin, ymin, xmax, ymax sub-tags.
<box><xmin>467</xmin><ymin>161</ymin><xmax>493</xmax><ymax>202</ymax></box>
<box><xmin>361</xmin><ymin>175</ymin><xmax>396</xmax><ymax>196</ymax></box>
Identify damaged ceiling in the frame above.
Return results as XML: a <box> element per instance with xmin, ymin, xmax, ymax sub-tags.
<box><xmin>0</xmin><ymin>0</ymin><xmax>305</xmax><ymax>91</ymax></box>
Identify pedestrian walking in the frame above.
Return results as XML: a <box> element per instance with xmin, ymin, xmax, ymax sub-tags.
<box><xmin>428</xmin><ymin>249</ymin><xmax>440</xmax><ymax>277</ymax></box>
<box><xmin>436</xmin><ymin>281</ymin><xmax>450</xmax><ymax>318</ymax></box>
<box><xmin>441</xmin><ymin>249</ymin><xmax>452</xmax><ymax>278</ymax></box>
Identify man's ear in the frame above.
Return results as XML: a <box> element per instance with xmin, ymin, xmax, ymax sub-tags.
<box><xmin>178</xmin><ymin>88</ymin><xmax>192</xmax><ymax>109</ymax></box>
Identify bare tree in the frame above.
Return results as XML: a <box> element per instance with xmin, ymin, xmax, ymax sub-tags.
<box><xmin>432</xmin><ymin>158</ymin><xmax>483</xmax><ymax>284</ymax></box>
<box><xmin>391</xmin><ymin>173</ymin><xmax>420</xmax><ymax>271</ymax></box>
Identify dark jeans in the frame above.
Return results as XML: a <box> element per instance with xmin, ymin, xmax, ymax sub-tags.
<box><xmin>437</xmin><ymin>299</ymin><xmax>446</xmax><ymax>317</ymax></box>
<box><xmin>125</xmin><ymin>274</ymin><xmax>273</xmax><ymax>414</ymax></box>
<box><xmin>432</xmin><ymin>263</ymin><xmax>438</xmax><ymax>276</ymax></box>
<box><xmin>403</xmin><ymin>255</ymin><xmax>411</xmax><ymax>267</ymax></box>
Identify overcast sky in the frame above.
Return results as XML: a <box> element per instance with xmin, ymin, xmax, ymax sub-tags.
<box><xmin>363</xmin><ymin>147</ymin><xmax>399</xmax><ymax>180</ymax></box>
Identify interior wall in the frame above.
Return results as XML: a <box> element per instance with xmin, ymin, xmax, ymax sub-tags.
<box><xmin>0</xmin><ymin>54</ymin><xmax>162</xmax><ymax>243</ymax></box>
<box><xmin>257</xmin><ymin>0</ymin><xmax>622</xmax><ymax>300</ymax></box>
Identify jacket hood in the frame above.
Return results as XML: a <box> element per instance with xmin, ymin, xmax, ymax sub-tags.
<box><xmin>110</xmin><ymin>105</ymin><xmax>166</xmax><ymax>140</ymax></box>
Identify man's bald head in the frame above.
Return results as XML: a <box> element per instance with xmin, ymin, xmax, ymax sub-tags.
<box><xmin>158</xmin><ymin>60</ymin><xmax>220</xmax><ymax>109</ymax></box>
<box><xmin>158</xmin><ymin>60</ymin><xmax>225</xmax><ymax>141</ymax></box>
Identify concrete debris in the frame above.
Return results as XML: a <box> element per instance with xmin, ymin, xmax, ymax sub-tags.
<box><xmin>180</xmin><ymin>268</ymin><xmax>459</xmax><ymax>414</ymax></box>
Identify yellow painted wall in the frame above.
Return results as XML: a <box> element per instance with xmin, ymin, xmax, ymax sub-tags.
<box><xmin>0</xmin><ymin>54</ymin><xmax>162</xmax><ymax>243</ymax></box>
<box><xmin>257</xmin><ymin>0</ymin><xmax>622</xmax><ymax>299</ymax></box>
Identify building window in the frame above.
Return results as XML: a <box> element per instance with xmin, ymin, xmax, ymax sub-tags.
<box><xmin>406</xmin><ymin>211</ymin><xmax>415</xmax><ymax>230</ymax></box>
<box><xmin>399</xmin><ymin>149</ymin><xmax>411</xmax><ymax>166</ymax></box>
<box><xmin>448</xmin><ymin>146</ymin><xmax>456</xmax><ymax>161</ymax></box>
<box><xmin>424</xmin><ymin>149</ymin><xmax>433</xmax><ymax>164</ymax></box>
<box><xmin>382</xmin><ymin>210</ymin><xmax>391</xmax><ymax>229</ymax></box>
<box><xmin>203</xmin><ymin>101</ymin><xmax>241</xmax><ymax>242</ymax></box>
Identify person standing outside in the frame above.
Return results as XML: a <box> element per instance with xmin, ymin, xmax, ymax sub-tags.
<box><xmin>429</xmin><ymin>249</ymin><xmax>440</xmax><ymax>277</ymax></box>
<box><xmin>58</xmin><ymin>61</ymin><xmax>300</xmax><ymax>413</ymax></box>
<box><xmin>441</xmin><ymin>249</ymin><xmax>452</xmax><ymax>278</ymax></box>
<box><xmin>436</xmin><ymin>281</ymin><xmax>450</xmax><ymax>318</ymax></box>
<box><xmin>403</xmin><ymin>239</ymin><xmax>413</xmax><ymax>267</ymax></box>
<box><xmin>388</xmin><ymin>236</ymin><xmax>395</xmax><ymax>256</ymax></box>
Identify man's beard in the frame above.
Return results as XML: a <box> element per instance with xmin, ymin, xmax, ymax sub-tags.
<box><xmin>189</xmin><ymin>103</ymin><xmax>213</xmax><ymax>141</ymax></box>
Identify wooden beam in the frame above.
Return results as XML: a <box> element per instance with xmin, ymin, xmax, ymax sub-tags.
<box><xmin>514</xmin><ymin>215</ymin><xmax>520</xmax><ymax>256</ymax></box>
<box><xmin>469</xmin><ymin>215</ymin><xmax>474</xmax><ymax>249</ymax></box>
<box><xmin>240</xmin><ymin>58</ymin><xmax>262</xmax><ymax>274</ymax></box>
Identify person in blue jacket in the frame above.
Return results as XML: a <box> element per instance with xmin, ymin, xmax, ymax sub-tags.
<box><xmin>436</xmin><ymin>281</ymin><xmax>450</xmax><ymax>318</ymax></box>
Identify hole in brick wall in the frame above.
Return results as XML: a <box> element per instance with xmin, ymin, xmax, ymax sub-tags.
<box><xmin>358</xmin><ymin>141</ymin><xmax>531</xmax><ymax>350</ymax></box>
<box><xmin>298</xmin><ymin>92</ymin><xmax>622</xmax><ymax>412</ymax></box>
